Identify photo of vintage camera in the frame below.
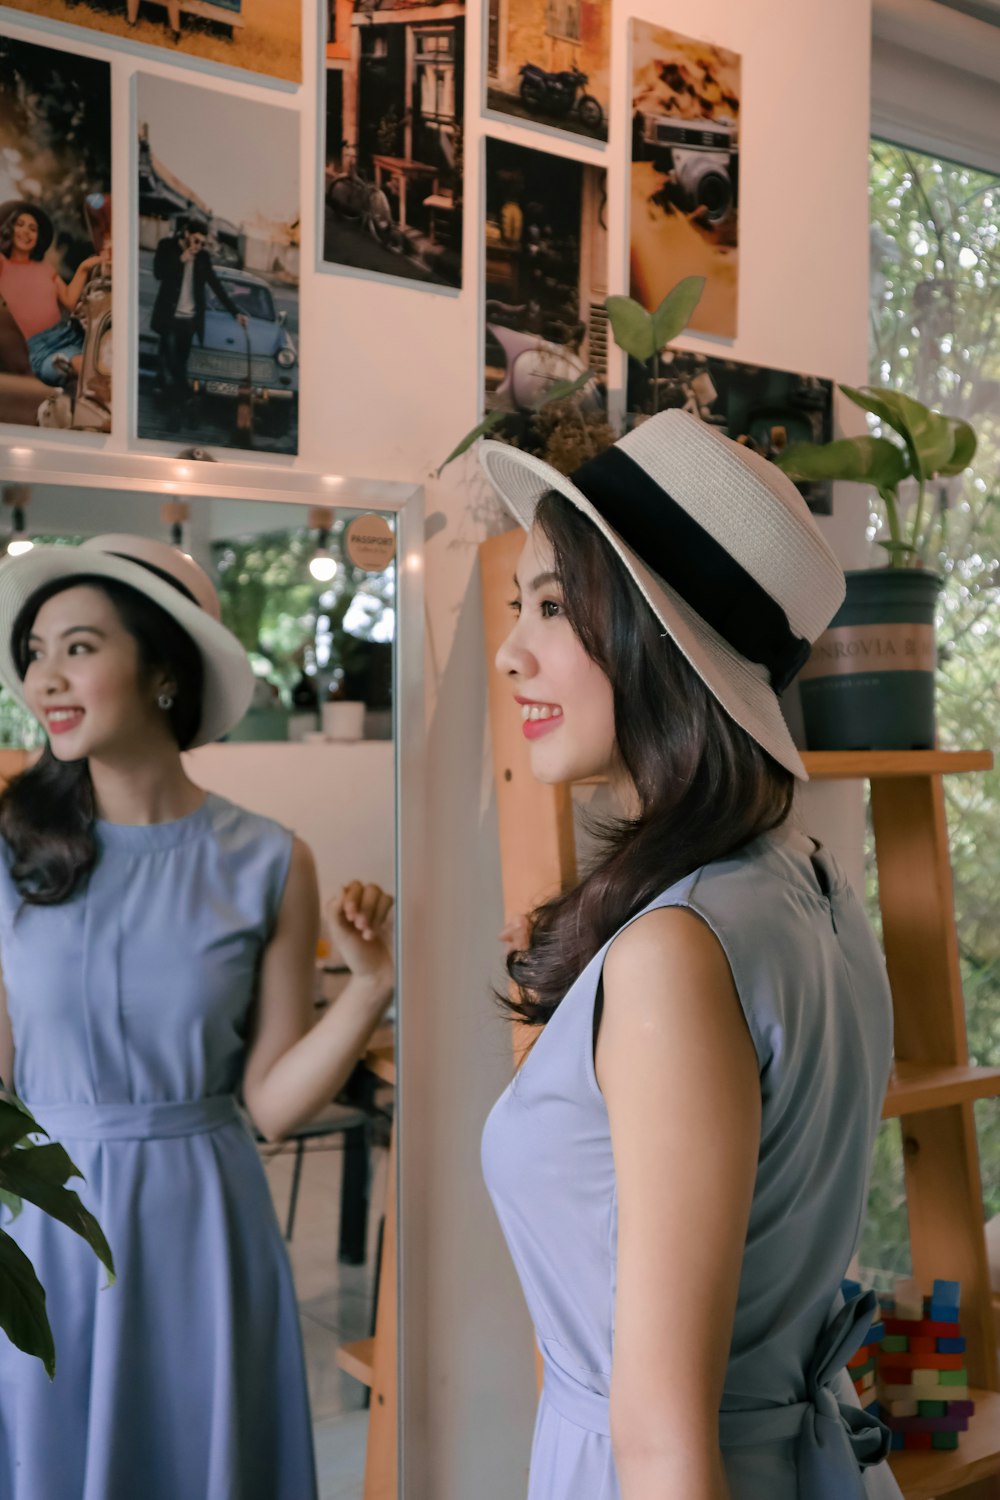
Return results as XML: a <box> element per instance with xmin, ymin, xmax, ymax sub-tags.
<box><xmin>633</xmin><ymin>112</ymin><xmax>739</xmax><ymax>224</ymax></box>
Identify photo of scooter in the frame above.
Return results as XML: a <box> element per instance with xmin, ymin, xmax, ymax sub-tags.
<box><xmin>486</xmin><ymin>320</ymin><xmax>602</xmax><ymax>417</ymax></box>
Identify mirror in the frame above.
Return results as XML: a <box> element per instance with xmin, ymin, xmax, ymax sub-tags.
<box><xmin>0</xmin><ymin>472</ymin><xmax>421</xmax><ymax>1500</ymax></box>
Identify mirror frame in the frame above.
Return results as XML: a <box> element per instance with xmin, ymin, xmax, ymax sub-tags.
<box><xmin>0</xmin><ymin>444</ymin><xmax>425</xmax><ymax>1499</ymax></box>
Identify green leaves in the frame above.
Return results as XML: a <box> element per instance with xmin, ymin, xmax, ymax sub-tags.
<box><xmin>0</xmin><ymin>1096</ymin><xmax>115</xmax><ymax>1378</ymax></box>
<box><xmin>436</xmin><ymin>370</ymin><xmax>595</xmax><ymax>476</ymax></box>
<box><xmin>775</xmin><ymin>435</ymin><xmax>908</xmax><ymax>500</ymax></box>
<box><xmin>533</xmin><ymin>368</ymin><xmax>594</xmax><ymax>408</ymax></box>
<box><xmin>606</xmin><ymin>276</ymin><xmax>705</xmax><ymax>362</ymax></box>
<box><xmin>840</xmin><ymin>385</ymin><xmax>977</xmax><ymax>484</ymax></box>
<box><xmin>775</xmin><ymin>384</ymin><xmax>979</xmax><ymax>568</ymax></box>
<box><xmin>0</xmin><ymin>1234</ymin><xmax>54</xmax><ymax>1379</ymax></box>
<box><xmin>435</xmin><ymin>408</ymin><xmax>508</xmax><ymax>477</ymax></box>
<box><xmin>652</xmin><ymin>276</ymin><xmax>706</xmax><ymax>351</ymax></box>
<box><xmin>939</xmin><ymin>417</ymin><xmax>978</xmax><ymax>476</ymax></box>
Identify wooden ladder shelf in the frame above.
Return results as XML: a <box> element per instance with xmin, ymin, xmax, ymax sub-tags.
<box><xmin>479</xmin><ymin>526</ymin><xmax>1000</xmax><ymax>1500</ymax></box>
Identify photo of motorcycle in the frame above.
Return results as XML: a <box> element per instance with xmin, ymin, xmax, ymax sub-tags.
<box><xmin>518</xmin><ymin>64</ymin><xmax>604</xmax><ymax>132</ymax></box>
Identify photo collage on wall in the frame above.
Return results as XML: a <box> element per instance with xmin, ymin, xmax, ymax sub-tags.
<box><xmin>0</xmin><ymin>0</ymin><xmax>300</xmax><ymax>83</ymax></box>
<box><xmin>0</xmin><ymin>0</ymin><xmax>836</xmax><ymax>503</ymax></box>
<box><xmin>0</xmin><ymin>35</ymin><xmax>112</xmax><ymax>434</ymax></box>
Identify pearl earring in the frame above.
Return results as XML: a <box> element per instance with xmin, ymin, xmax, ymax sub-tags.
<box><xmin>158</xmin><ymin>694</ymin><xmax>175</xmax><ymax>711</ymax></box>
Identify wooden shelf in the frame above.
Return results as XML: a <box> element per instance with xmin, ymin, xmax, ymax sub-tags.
<box><xmin>571</xmin><ymin>751</ymin><xmax>994</xmax><ymax>790</ymax></box>
<box><xmin>883</xmin><ymin>1062</ymin><xmax>1000</xmax><ymax>1119</ymax></box>
<box><xmin>336</xmin><ymin>1336</ymin><xmax>374</xmax><ymax>1387</ymax></box>
<box><xmin>802</xmin><ymin>750</ymin><xmax>994</xmax><ymax>780</ymax></box>
<box><xmin>889</xmin><ymin>1389</ymin><xmax>1000</xmax><ymax>1497</ymax></box>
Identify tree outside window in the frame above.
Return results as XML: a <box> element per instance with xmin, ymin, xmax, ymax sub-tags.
<box><xmin>859</xmin><ymin>141</ymin><xmax>1000</xmax><ymax>1283</ymax></box>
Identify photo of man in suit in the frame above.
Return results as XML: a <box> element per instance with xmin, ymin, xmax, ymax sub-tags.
<box><xmin>151</xmin><ymin>217</ymin><xmax>248</xmax><ymax>427</ymax></box>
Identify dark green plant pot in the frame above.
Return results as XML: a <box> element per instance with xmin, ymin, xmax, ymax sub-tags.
<box><xmin>799</xmin><ymin>569</ymin><xmax>942</xmax><ymax>751</ymax></box>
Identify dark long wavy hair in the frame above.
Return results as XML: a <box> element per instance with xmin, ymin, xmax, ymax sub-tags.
<box><xmin>0</xmin><ymin>204</ymin><xmax>52</xmax><ymax>261</ymax></box>
<box><xmin>0</xmin><ymin>575</ymin><xmax>204</xmax><ymax>906</ymax></box>
<box><xmin>504</xmin><ymin>490</ymin><xmax>795</xmax><ymax>1026</ymax></box>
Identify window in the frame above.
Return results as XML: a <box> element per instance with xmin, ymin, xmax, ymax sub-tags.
<box><xmin>546</xmin><ymin>0</ymin><xmax>581</xmax><ymax>44</ymax></box>
<box><xmin>859</xmin><ymin>141</ymin><xmax>1000</xmax><ymax>1282</ymax></box>
<box><xmin>414</xmin><ymin>28</ymin><xmax>456</xmax><ymax>125</ymax></box>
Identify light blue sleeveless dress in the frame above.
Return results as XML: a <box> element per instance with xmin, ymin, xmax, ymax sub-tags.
<box><xmin>0</xmin><ymin>793</ymin><xmax>317</xmax><ymax>1500</ymax></box>
<box><xmin>482</xmin><ymin>826</ymin><xmax>903</xmax><ymax>1500</ymax></box>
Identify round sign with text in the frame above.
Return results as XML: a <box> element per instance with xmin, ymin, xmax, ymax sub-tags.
<box><xmin>344</xmin><ymin>514</ymin><xmax>395</xmax><ymax>572</ymax></box>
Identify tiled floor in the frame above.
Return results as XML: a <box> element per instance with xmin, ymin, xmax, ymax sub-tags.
<box><xmin>262</xmin><ymin>1135</ymin><xmax>387</xmax><ymax>1500</ymax></box>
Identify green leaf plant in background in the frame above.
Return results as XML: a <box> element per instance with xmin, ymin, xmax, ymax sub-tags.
<box><xmin>605</xmin><ymin>275</ymin><xmax>706</xmax><ymax>416</ymax></box>
<box><xmin>773</xmin><ymin>384</ymin><xmax>978</xmax><ymax>568</ymax></box>
<box><xmin>437</xmin><ymin>276</ymin><xmax>706</xmax><ymax>476</ymax></box>
<box><xmin>0</xmin><ymin>1090</ymin><xmax>115</xmax><ymax>1377</ymax></box>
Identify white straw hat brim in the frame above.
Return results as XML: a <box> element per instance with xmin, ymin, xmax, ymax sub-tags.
<box><xmin>479</xmin><ymin>434</ymin><xmax>825</xmax><ymax>781</ymax></box>
<box><xmin>0</xmin><ymin>546</ymin><xmax>255</xmax><ymax>748</ymax></box>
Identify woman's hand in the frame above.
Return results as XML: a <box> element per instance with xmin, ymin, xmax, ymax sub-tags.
<box><xmin>328</xmin><ymin>881</ymin><xmax>394</xmax><ymax>981</ymax></box>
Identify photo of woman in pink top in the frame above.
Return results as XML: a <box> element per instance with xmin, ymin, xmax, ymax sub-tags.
<box><xmin>0</xmin><ymin>202</ymin><xmax>109</xmax><ymax>386</ymax></box>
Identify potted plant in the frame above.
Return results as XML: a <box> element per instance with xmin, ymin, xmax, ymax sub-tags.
<box><xmin>437</xmin><ymin>276</ymin><xmax>706</xmax><ymax>477</ymax></box>
<box><xmin>1</xmin><ymin>1089</ymin><xmax>114</xmax><ymax>1376</ymax></box>
<box><xmin>774</xmin><ymin>384</ymin><xmax>977</xmax><ymax>750</ymax></box>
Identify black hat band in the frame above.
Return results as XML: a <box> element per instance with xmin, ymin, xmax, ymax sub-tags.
<box><xmin>568</xmin><ymin>444</ymin><xmax>811</xmax><ymax>693</ymax></box>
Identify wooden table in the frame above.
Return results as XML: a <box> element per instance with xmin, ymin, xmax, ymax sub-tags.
<box><xmin>371</xmin><ymin>154</ymin><xmax>438</xmax><ymax>233</ymax></box>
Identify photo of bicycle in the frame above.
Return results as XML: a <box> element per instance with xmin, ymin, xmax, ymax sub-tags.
<box><xmin>0</xmin><ymin>35</ymin><xmax>112</xmax><ymax>433</ymax></box>
<box><xmin>323</xmin><ymin>1</ymin><xmax>465</xmax><ymax>289</ymax></box>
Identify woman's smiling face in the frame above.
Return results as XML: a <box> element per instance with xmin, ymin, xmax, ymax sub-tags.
<box><xmin>12</xmin><ymin>213</ymin><xmax>40</xmax><ymax>257</ymax></box>
<box><xmin>495</xmin><ymin>523</ymin><xmax>618</xmax><ymax>786</ymax></box>
<box><xmin>22</xmin><ymin>585</ymin><xmax>172</xmax><ymax>762</ymax></box>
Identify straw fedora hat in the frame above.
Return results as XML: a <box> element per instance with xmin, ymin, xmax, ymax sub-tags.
<box><xmin>0</xmin><ymin>534</ymin><xmax>254</xmax><ymax>748</ymax></box>
<box><xmin>479</xmin><ymin>408</ymin><xmax>845</xmax><ymax>781</ymax></box>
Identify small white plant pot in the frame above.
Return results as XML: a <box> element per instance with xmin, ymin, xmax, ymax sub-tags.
<box><xmin>322</xmin><ymin>701</ymin><xmax>366</xmax><ymax>740</ymax></box>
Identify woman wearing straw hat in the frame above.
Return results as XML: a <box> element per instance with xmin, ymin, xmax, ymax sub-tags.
<box><xmin>480</xmin><ymin>409</ymin><xmax>903</xmax><ymax>1500</ymax></box>
<box><xmin>0</xmin><ymin>536</ymin><xmax>394</xmax><ymax>1499</ymax></box>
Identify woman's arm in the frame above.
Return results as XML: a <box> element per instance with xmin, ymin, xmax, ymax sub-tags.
<box><xmin>56</xmin><ymin>256</ymin><xmax>103</xmax><ymax>314</ymax></box>
<box><xmin>0</xmin><ymin>959</ymin><xmax>14</xmax><ymax>1091</ymax></box>
<box><xmin>597</xmin><ymin>907</ymin><xmax>761</xmax><ymax>1500</ymax></box>
<box><xmin>242</xmin><ymin>838</ymin><xmax>394</xmax><ymax>1142</ymax></box>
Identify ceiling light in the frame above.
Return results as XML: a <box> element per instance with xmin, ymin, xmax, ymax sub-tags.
<box><xmin>308</xmin><ymin>505</ymin><xmax>337</xmax><ymax>583</ymax></box>
<box><xmin>3</xmin><ymin>486</ymin><xmax>33</xmax><ymax>556</ymax></box>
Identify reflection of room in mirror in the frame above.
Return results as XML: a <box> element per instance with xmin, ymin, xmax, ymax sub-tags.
<box><xmin>0</xmin><ymin>482</ymin><xmax>400</xmax><ymax>1500</ymax></box>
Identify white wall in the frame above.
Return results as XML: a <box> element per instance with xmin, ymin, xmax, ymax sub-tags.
<box><xmin>184</xmin><ymin>741</ymin><xmax>395</xmax><ymax>906</ymax></box>
<box><xmin>0</xmin><ymin>0</ymin><xmax>875</xmax><ymax>1492</ymax></box>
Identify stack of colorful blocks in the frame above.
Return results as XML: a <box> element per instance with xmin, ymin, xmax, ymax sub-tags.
<box><xmin>876</xmin><ymin>1278</ymin><xmax>975</xmax><ymax>1452</ymax></box>
<box><xmin>843</xmin><ymin>1278</ymin><xmax>883</xmax><ymax>1417</ymax></box>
